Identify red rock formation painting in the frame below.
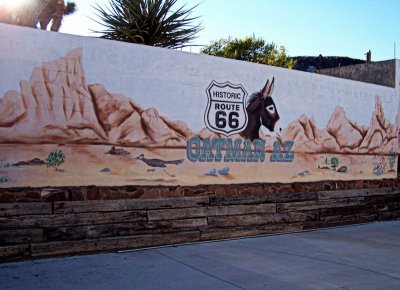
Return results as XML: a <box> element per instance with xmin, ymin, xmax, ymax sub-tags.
<box><xmin>279</xmin><ymin>96</ymin><xmax>397</xmax><ymax>154</ymax></box>
<box><xmin>0</xmin><ymin>48</ymin><xmax>397</xmax><ymax>154</ymax></box>
<box><xmin>0</xmin><ymin>48</ymin><xmax>194</xmax><ymax>147</ymax></box>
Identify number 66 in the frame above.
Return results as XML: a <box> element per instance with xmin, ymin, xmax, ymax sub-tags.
<box><xmin>216</xmin><ymin>111</ymin><xmax>239</xmax><ymax>129</ymax></box>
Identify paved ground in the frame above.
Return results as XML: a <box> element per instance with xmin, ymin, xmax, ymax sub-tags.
<box><xmin>1</xmin><ymin>220</ymin><xmax>400</xmax><ymax>290</ymax></box>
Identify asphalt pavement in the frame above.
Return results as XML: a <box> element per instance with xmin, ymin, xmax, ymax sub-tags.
<box><xmin>1</xmin><ymin>220</ymin><xmax>400</xmax><ymax>290</ymax></box>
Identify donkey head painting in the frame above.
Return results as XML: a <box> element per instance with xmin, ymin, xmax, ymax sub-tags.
<box><xmin>239</xmin><ymin>77</ymin><xmax>280</xmax><ymax>141</ymax></box>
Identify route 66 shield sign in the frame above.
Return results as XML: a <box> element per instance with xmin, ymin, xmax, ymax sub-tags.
<box><xmin>204</xmin><ymin>81</ymin><xmax>248</xmax><ymax>136</ymax></box>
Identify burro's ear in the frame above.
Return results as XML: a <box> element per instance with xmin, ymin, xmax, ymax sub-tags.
<box><xmin>261</xmin><ymin>77</ymin><xmax>275</xmax><ymax>99</ymax></box>
<box><xmin>261</xmin><ymin>79</ymin><xmax>269</xmax><ymax>97</ymax></box>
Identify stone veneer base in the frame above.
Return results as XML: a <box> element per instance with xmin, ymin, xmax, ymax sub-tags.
<box><xmin>1</xmin><ymin>179</ymin><xmax>399</xmax><ymax>261</ymax></box>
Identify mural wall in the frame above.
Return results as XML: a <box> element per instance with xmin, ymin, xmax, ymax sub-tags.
<box><xmin>0</xmin><ymin>24</ymin><xmax>398</xmax><ymax>188</ymax></box>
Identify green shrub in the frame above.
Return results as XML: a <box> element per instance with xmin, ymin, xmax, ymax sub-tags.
<box><xmin>46</xmin><ymin>150</ymin><xmax>65</xmax><ymax>171</ymax></box>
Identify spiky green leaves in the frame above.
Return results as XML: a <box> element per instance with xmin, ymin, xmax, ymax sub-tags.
<box><xmin>93</xmin><ymin>0</ymin><xmax>202</xmax><ymax>49</ymax></box>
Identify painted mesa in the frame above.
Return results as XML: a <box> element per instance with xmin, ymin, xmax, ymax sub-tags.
<box><xmin>0</xmin><ymin>23</ymin><xmax>398</xmax><ymax>188</ymax></box>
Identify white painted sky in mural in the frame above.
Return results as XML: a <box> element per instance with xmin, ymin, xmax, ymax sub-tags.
<box><xmin>59</xmin><ymin>0</ymin><xmax>400</xmax><ymax>61</ymax></box>
<box><xmin>0</xmin><ymin>24</ymin><xmax>397</xmax><ymax>133</ymax></box>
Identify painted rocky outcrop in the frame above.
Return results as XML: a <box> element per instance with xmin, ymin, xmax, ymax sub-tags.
<box><xmin>0</xmin><ymin>48</ymin><xmax>195</xmax><ymax>147</ymax></box>
<box><xmin>278</xmin><ymin>96</ymin><xmax>397</xmax><ymax>154</ymax></box>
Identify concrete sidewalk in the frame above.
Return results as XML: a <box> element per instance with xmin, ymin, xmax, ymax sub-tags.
<box><xmin>1</xmin><ymin>220</ymin><xmax>400</xmax><ymax>290</ymax></box>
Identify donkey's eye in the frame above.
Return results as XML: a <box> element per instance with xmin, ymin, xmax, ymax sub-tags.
<box><xmin>266</xmin><ymin>105</ymin><xmax>275</xmax><ymax>113</ymax></box>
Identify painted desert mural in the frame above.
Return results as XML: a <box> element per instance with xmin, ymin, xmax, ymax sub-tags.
<box><xmin>0</xmin><ymin>45</ymin><xmax>398</xmax><ymax>188</ymax></box>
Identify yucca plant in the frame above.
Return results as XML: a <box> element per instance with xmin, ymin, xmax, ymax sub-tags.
<box><xmin>93</xmin><ymin>0</ymin><xmax>202</xmax><ymax>49</ymax></box>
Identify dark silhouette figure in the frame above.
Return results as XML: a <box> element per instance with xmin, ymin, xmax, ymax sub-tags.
<box><xmin>240</xmin><ymin>78</ymin><xmax>280</xmax><ymax>141</ymax></box>
<box><xmin>135</xmin><ymin>154</ymin><xmax>184</xmax><ymax>177</ymax></box>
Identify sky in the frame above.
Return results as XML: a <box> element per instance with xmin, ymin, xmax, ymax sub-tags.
<box><xmin>59</xmin><ymin>0</ymin><xmax>400</xmax><ymax>61</ymax></box>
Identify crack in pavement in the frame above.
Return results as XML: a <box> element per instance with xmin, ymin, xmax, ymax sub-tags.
<box><xmin>153</xmin><ymin>249</ymin><xmax>246</xmax><ymax>290</ymax></box>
